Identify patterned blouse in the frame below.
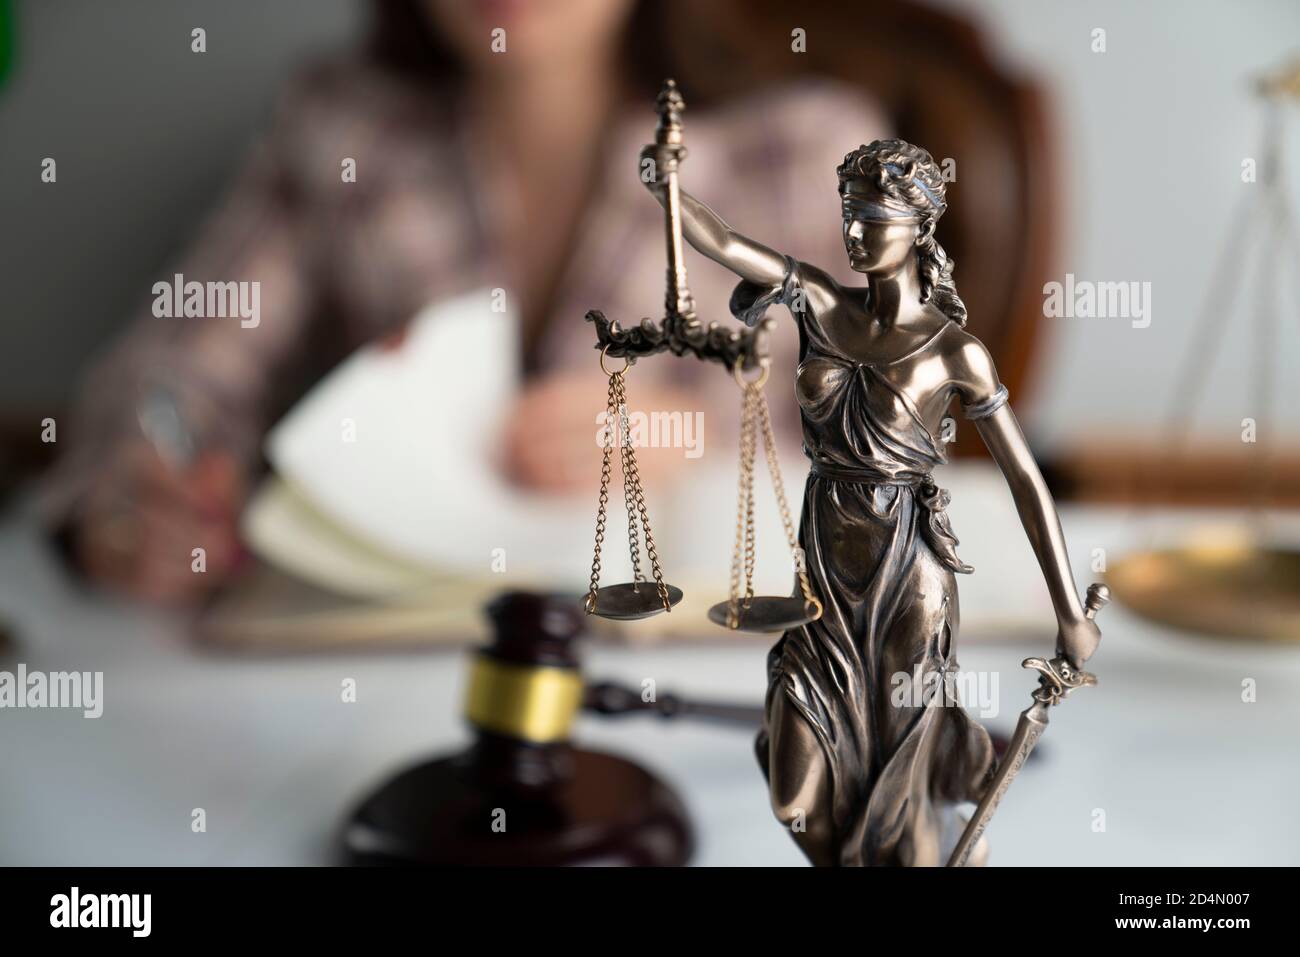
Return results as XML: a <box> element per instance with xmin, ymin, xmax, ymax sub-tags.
<box><xmin>43</xmin><ymin>57</ymin><xmax>886</xmax><ymax>520</ymax></box>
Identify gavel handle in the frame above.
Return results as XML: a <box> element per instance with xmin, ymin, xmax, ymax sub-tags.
<box><xmin>584</xmin><ymin>681</ymin><xmax>1030</xmax><ymax>764</ymax></box>
<box><xmin>583</xmin><ymin>681</ymin><xmax>764</xmax><ymax>727</ymax></box>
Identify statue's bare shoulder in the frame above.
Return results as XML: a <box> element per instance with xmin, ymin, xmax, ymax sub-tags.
<box><xmin>934</xmin><ymin>320</ymin><xmax>1003</xmax><ymax>406</ymax></box>
<box><xmin>790</xmin><ymin>259</ymin><xmax>860</xmax><ymax>318</ymax></box>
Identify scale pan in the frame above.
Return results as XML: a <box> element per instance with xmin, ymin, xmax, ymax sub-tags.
<box><xmin>587</xmin><ymin>582</ymin><xmax>683</xmax><ymax>620</ymax></box>
<box><xmin>707</xmin><ymin>596</ymin><xmax>821</xmax><ymax>633</ymax></box>
<box><xmin>1107</xmin><ymin>543</ymin><xmax>1300</xmax><ymax>642</ymax></box>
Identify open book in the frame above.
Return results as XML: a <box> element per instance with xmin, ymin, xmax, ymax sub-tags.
<box><xmin>203</xmin><ymin>290</ymin><xmax>1054</xmax><ymax>649</ymax></box>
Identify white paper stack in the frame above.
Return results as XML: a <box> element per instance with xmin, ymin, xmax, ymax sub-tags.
<box><xmin>224</xmin><ymin>289</ymin><xmax>1055</xmax><ymax>648</ymax></box>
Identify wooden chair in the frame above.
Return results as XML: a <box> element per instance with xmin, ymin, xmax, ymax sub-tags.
<box><xmin>673</xmin><ymin>0</ymin><xmax>1057</xmax><ymax>457</ymax></box>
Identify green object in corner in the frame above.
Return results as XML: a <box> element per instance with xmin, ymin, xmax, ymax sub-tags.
<box><xmin>0</xmin><ymin>0</ymin><xmax>12</xmax><ymax>90</ymax></box>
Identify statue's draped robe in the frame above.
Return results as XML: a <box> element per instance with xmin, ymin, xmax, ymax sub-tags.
<box><xmin>734</xmin><ymin>259</ymin><xmax>1005</xmax><ymax>867</ymax></box>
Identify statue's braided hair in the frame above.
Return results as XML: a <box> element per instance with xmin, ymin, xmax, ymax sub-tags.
<box><xmin>836</xmin><ymin>139</ymin><xmax>966</xmax><ymax>327</ymax></box>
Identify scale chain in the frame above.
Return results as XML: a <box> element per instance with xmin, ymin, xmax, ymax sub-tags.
<box><xmin>743</xmin><ymin>387</ymin><xmax>758</xmax><ymax>602</ymax></box>
<box><xmin>616</xmin><ymin>380</ymin><xmax>645</xmax><ymax>584</ymax></box>
<box><xmin>756</xmin><ymin>388</ymin><xmax>818</xmax><ymax>611</ymax></box>
<box><xmin>728</xmin><ymin>384</ymin><xmax>760</xmax><ymax>627</ymax></box>
<box><xmin>618</xmin><ymin>370</ymin><xmax>671</xmax><ymax>612</ymax></box>
<box><xmin>620</xmin><ymin>390</ymin><xmax>671</xmax><ymax>612</ymax></box>
<box><xmin>585</xmin><ymin>372</ymin><xmax>620</xmax><ymax>613</ymax></box>
<box><xmin>586</xmin><ymin>357</ymin><xmax>673</xmax><ymax>617</ymax></box>
<box><xmin>724</xmin><ymin>374</ymin><xmax>822</xmax><ymax>628</ymax></box>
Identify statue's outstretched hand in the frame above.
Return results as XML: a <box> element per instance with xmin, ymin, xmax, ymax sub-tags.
<box><xmin>1056</xmin><ymin>616</ymin><xmax>1102</xmax><ymax>671</ymax></box>
<box><xmin>639</xmin><ymin>144</ymin><xmax>678</xmax><ymax>197</ymax></box>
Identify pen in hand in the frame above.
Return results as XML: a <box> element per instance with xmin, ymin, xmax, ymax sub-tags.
<box><xmin>72</xmin><ymin>386</ymin><xmax>248</xmax><ymax>605</ymax></box>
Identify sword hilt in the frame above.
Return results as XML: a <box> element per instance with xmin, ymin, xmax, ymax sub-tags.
<box><xmin>949</xmin><ymin>582</ymin><xmax>1110</xmax><ymax>867</ymax></box>
<box><xmin>1025</xmin><ymin>583</ymin><xmax>1109</xmax><ymax>706</ymax></box>
<box><xmin>1083</xmin><ymin>582</ymin><xmax>1110</xmax><ymax>620</ymax></box>
<box><xmin>1022</xmin><ymin>655</ymin><xmax>1095</xmax><ymax>705</ymax></box>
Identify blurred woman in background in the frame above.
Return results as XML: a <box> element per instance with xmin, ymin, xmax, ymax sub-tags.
<box><xmin>45</xmin><ymin>0</ymin><xmax>883</xmax><ymax>603</ymax></box>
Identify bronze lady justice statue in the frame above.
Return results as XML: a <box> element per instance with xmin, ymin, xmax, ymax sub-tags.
<box><xmin>586</xmin><ymin>82</ymin><xmax>1103</xmax><ymax>867</ymax></box>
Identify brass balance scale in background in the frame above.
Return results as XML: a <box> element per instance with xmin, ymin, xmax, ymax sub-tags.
<box><xmin>1106</xmin><ymin>58</ymin><xmax>1300</xmax><ymax>642</ymax></box>
<box><xmin>582</xmin><ymin>80</ymin><xmax>821</xmax><ymax>634</ymax></box>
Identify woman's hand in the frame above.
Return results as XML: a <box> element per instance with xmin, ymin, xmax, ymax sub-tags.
<box><xmin>499</xmin><ymin>370</ymin><xmax>699</xmax><ymax>496</ymax></box>
<box><xmin>73</xmin><ymin>443</ymin><xmax>246</xmax><ymax>606</ymax></box>
<box><xmin>1056</xmin><ymin>615</ymin><xmax>1102</xmax><ymax>670</ymax></box>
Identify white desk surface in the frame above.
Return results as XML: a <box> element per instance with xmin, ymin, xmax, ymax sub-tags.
<box><xmin>1</xmin><ymin>502</ymin><xmax>1298</xmax><ymax>867</ymax></box>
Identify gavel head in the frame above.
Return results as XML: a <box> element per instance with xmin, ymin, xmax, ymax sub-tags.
<box><xmin>463</xmin><ymin>593</ymin><xmax>588</xmax><ymax>784</ymax></box>
<box><xmin>482</xmin><ymin>591</ymin><xmax>584</xmax><ymax>670</ymax></box>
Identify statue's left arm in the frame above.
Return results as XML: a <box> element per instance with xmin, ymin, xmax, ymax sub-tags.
<box><xmin>953</xmin><ymin>336</ymin><xmax>1102</xmax><ymax>668</ymax></box>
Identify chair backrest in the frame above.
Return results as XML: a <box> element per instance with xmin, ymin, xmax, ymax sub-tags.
<box><xmin>675</xmin><ymin>0</ymin><xmax>1057</xmax><ymax>457</ymax></box>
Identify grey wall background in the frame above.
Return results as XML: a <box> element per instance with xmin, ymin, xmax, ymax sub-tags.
<box><xmin>934</xmin><ymin>0</ymin><xmax>1300</xmax><ymax>450</ymax></box>
<box><xmin>2</xmin><ymin>0</ymin><xmax>1297</xmax><ymax>450</ymax></box>
<box><xmin>0</xmin><ymin>0</ymin><xmax>360</xmax><ymax>406</ymax></box>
